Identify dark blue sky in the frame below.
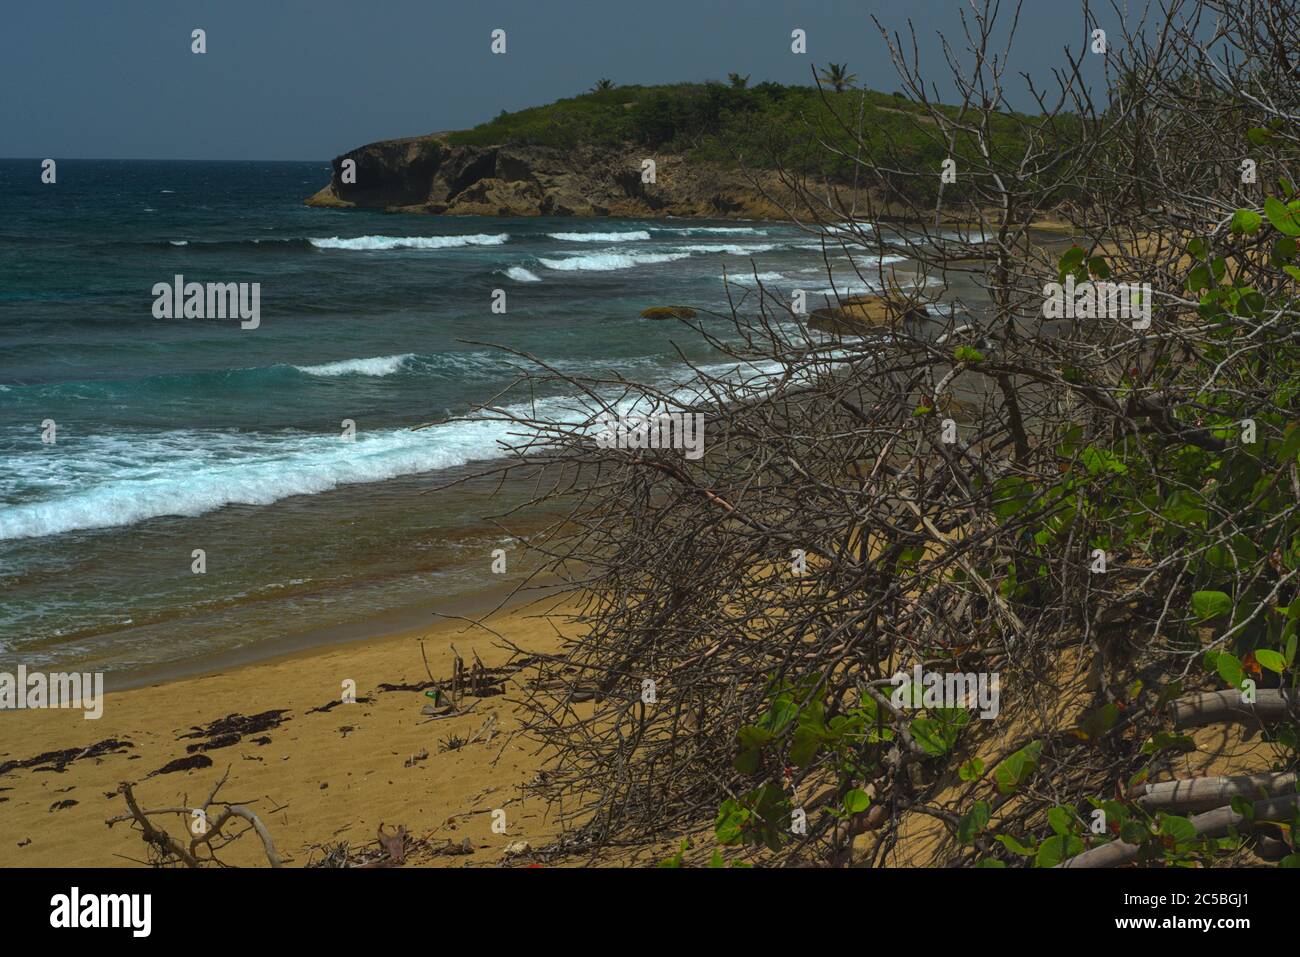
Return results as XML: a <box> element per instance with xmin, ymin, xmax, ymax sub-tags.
<box><xmin>2</xmin><ymin>0</ymin><xmax>1107</xmax><ymax>161</ymax></box>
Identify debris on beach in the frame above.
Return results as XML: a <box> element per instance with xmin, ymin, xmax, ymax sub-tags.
<box><xmin>177</xmin><ymin>710</ymin><xmax>291</xmax><ymax>752</ymax></box>
<box><xmin>0</xmin><ymin>738</ymin><xmax>135</xmax><ymax>777</ymax></box>
<box><xmin>147</xmin><ymin>753</ymin><xmax>213</xmax><ymax>777</ymax></box>
<box><xmin>307</xmin><ymin>696</ymin><xmax>373</xmax><ymax>714</ymax></box>
<box><xmin>309</xmin><ymin>824</ymin><xmax>414</xmax><ymax>868</ymax></box>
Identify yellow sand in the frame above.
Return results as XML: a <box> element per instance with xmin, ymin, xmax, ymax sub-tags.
<box><xmin>0</xmin><ymin>605</ymin><xmax>574</xmax><ymax>868</ymax></box>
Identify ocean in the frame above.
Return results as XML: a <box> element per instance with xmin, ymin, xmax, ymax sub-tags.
<box><xmin>0</xmin><ymin>158</ymin><xmax>908</xmax><ymax>680</ymax></box>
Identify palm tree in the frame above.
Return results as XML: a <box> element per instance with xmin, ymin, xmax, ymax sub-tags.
<box><xmin>817</xmin><ymin>63</ymin><xmax>857</xmax><ymax>93</ymax></box>
<box><xmin>728</xmin><ymin>72</ymin><xmax>750</xmax><ymax>89</ymax></box>
<box><xmin>591</xmin><ymin>78</ymin><xmax>615</xmax><ymax>92</ymax></box>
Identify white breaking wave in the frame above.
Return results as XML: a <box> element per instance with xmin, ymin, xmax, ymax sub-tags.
<box><xmin>504</xmin><ymin>266</ymin><xmax>542</xmax><ymax>282</ymax></box>
<box><xmin>547</xmin><ymin>230</ymin><xmax>651</xmax><ymax>243</ymax></box>
<box><xmin>652</xmin><ymin>226</ymin><xmax>769</xmax><ymax>235</ymax></box>
<box><xmin>169</xmin><ymin>240</ymin><xmax>188</xmax><ymax>246</ymax></box>
<box><xmin>309</xmin><ymin>234</ymin><xmax>509</xmax><ymax>251</ymax></box>
<box><xmin>295</xmin><ymin>354</ymin><xmax>414</xmax><ymax>377</ymax></box>
<box><xmin>820</xmin><ymin>222</ymin><xmax>877</xmax><ymax>234</ymax></box>
<box><xmin>538</xmin><ymin>251</ymin><xmax>693</xmax><ymax>272</ymax></box>
<box><xmin>0</xmin><ymin>347</ymin><xmax>824</xmax><ymax>542</ymax></box>
<box><xmin>671</xmin><ymin>243</ymin><xmax>782</xmax><ymax>255</ymax></box>
<box><xmin>0</xmin><ymin>398</ymin><xmax>574</xmax><ymax>541</ymax></box>
<box><xmin>721</xmin><ymin>271</ymin><xmax>787</xmax><ymax>285</ymax></box>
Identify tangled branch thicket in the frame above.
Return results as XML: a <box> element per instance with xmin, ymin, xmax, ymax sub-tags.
<box><xmin>443</xmin><ymin>0</ymin><xmax>1300</xmax><ymax>866</ymax></box>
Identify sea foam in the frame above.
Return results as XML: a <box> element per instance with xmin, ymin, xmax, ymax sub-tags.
<box><xmin>538</xmin><ymin>251</ymin><xmax>693</xmax><ymax>271</ymax></box>
<box><xmin>295</xmin><ymin>354</ymin><xmax>414</xmax><ymax>377</ymax></box>
<box><xmin>309</xmin><ymin>234</ymin><xmax>509</xmax><ymax>251</ymax></box>
<box><xmin>504</xmin><ymin>266</ymin><xmax>542</xmax><ymax>282</ymax></box>
<box><xmin>0</xmin><ymin>408</ymin><xmax>566</xmax><ymax>541</ymax></box>
<box><xmin>547</xmin><ymin>231</ymin><xmax>651</xmax><ymax>243</ymax></box>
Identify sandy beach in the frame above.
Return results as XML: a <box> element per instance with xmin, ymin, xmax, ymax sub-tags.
<box><xmin>0</xmin><ymin>600</ymin><xmax>577</xmax><ymax>868</ymax></box>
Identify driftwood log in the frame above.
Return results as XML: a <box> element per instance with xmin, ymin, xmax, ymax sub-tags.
<box><xmin>1132</xmin><ymin>772</ymin><xmax>1298</xmax><ymax>815</ymax></box>
<box><xmin>1170</xmin><ymin>689</ymin><xmax>1300</xmax><ymax>730</ymax></box>
<box><xmin>1057</xmin><ymin>794</ymin><xmax>1300</xmax><ymax>868</ymax></box>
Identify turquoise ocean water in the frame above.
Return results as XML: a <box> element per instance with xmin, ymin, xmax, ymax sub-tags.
<box><xmin>0</xmin><ymin>158</ymin><xmax>907</xmax><ymax>676</ymax></box>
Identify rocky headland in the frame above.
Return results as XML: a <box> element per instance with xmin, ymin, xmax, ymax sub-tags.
<box><xmin>305</xmin><ymin>133</ymin><xmax>865</xmax><ymax>220</ymax></box>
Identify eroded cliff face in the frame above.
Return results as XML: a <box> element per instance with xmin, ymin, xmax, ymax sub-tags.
<box><xmin>305</xmin><ymin>135</ymin><xmax>841</xmax><ymax>219</ymax></box>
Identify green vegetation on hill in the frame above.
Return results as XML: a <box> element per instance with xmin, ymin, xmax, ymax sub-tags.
<box><xmin>446</xmin><ymin>81</ymin><xmax>1063</xmax><ymax>203</ymax></box>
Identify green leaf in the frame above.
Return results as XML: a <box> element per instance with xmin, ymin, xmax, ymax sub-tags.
<box><xmin>909</xmin><ymin>716</ymin><xmax>956</xmax><ymax>757</ymax></box>
<box><xmin>1048</xmin><ymin>806</ymin><xmax>1075</xmax><ymax>837</ymax></box>
<box><xmin>733</xmin><ymin>748</ymin><xmax>761</xmax><ymax>774</ymax></box>
<box><xmin>658</xmin><ymin>838</ymin><xmax>690</xmax><ymax>867</ymax></box>
<box><xmin>994</xmin><ymin>740</ymin><xmax>1043</xmax><ymax>795</ymax></box>
<box><xmin>1255</xmin><ymin>649</ymin><xmax>1286</xmax><ymax>673</ymax></box>
<box><xmin>1191</xmin><ymin>590</ymin><xmax>1232</xmax><ymax>621</ymax></box>
<box><xmin>737</xmin><ymin>725</ymin><xmax>773</xmax><ymax>749</ymax></box>
<box><xmin>1230</xmin><ymin>208</ymin><xmax>1263</xmax><ymax>235</ymax></box>
<box><xmin>994</xmin><ymin>833</ymin><xmax>1037</xmax><ymax>857</ymax></box>
<box><xmin>1186</xmin><ymin>264</ymin><xmax>1213</xmax><ymax>292</ymax></box>
<box><xmin>1076</xmin><ymin>702</ymin><xmax>1120</xmax><ymax>740</ymax></box>
<box><xmin>953</xmin><ymin>345</ymin><xmax>985</xmax><ymax>364</ymax></box>
<box><xmin>715</xmin><ymin>800</ymin><xmax>749</xmax><ymax>845</ymax></box>
<box><xmin>1120</xmin><ymin>820</ymin><xmax>1149</xmax><ymax>844</ymax></box>
<box><xmin>1081</xmin><ymin>445</ymin><xmax>1128</xmax><ymax>475</ymax></box>
<box><xmin>1160</xmin><ymin>815</ymin><xmax>1197</xmax><ymax>846</ymax></box>
<box><xmin>1142</xmin><ymin>731</ymin><xmax>1196</xmax><ymax>755</ymax></box>
<box><xmin>1058</xmin><ymin>246</ymin><xmax>1085</xmax><ymax>281</ymax></box>
<box><xmin>1035</xmin><ymin>834</ymin><xmax>1083</xmax><ymax>867</ymax></box>
<box><xmin>843</xmin><ymin>788</ymin><xmax>871</xmax><ymax>814</ymax></box>
<box><xmin>992</xmin><ymin>476</ymin><xmax>1034</xmax><ymax>519</ymax></box>
<box><xmin>1216</xmin><ymin>652</ymin><xmax>1245</xmax><ymax>690</ymax></box>
<box><xmin>958</xmin><ymin>757</ymin><xmax>984</xmax><ymax>782</ymax></box>
<box><xmin>1265</xmin><ymin>196</ymin><xmax>1300</xmax><ymax>237</ymax></box>
<box><xmin>1247</xmin><ymin>127</ymin><xmax>1274</xmax><ymax>147</ymax></box>
<box><xmin>957</xmin><ymin>801</ymin><xmax>990</xmax><ymax>844</ymax></box>
<box><xmin>1277</xmin><ymin>424</ymin><xmax>1300</xmax><ymax>465</ymax></box>
<box><xmin>766</xmin><ymin>696</ymin><xmax>799</xmax><ymax>732</ymax></box>
<box><xmin>788</xmin><ymin>725</ymin><xmax>822</xmax><ymax>767</ymax></box>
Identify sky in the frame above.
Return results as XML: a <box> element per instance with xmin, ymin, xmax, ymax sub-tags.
<box><xmin>1</xmin><ymin>0</ymin><xmax>1113</xmax><ymax>161</ymax></box>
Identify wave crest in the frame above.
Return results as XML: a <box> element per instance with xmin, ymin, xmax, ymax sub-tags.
<box><xmin>309</xmin><ymin>234</ymin><xmax>509</xmax><ymax>251</ymax></box>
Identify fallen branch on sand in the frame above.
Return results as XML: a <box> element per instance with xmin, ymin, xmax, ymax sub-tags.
<box><xmin>106</xmin><ymin>767</ymin><xmax>283</xmax><ymax>868</ymax></box>
<box><xmin>1130</xmin><ymin>772</ymin><xmax>1298</xmax><ymax>815</ymax></box>
<box><xmin>1057</xmin><ymin>794</ymin><xmax>1300</xmax><ymax>868</ymax></box>
<box><xmin>1169</xmin><ymin>688</ymin><xmax>1300</xmax><ymax>730</ymax></box>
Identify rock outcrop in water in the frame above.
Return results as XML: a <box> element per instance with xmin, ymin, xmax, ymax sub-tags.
<box><xmin>305</xmin><ymin>134</ymin><xmax>849</xmax><ymax>219</ymax></box>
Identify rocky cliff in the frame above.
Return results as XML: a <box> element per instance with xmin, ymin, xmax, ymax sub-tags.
<box><xmin>305</xmin><ymin>134</ymin><xmax>850</xmax><ymax>219</ymax></box>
